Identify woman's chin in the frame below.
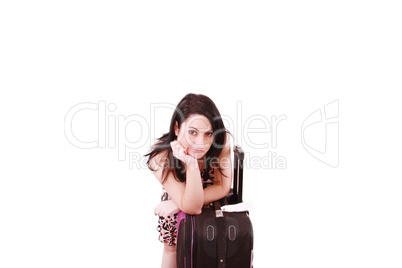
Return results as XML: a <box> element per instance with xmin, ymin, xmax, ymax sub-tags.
<box><xmin>189</xmin><ymin>152</ymin><xmax>205</xmax><ymax>160</ymax></box>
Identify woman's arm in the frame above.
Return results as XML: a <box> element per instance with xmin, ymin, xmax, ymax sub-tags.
<box><xmin>152</xmin><ymin>134</ymin><xmax>232</xmax><ymax>214</ymax></box>
<box><xmin>153</xmin><ymin>146</ymin><xmax>232</xmax><ymax>215</ymax></box>
<box><xmin>203</xmin><ymin>135</ymin><xmax>232</xmax><ymax>204</ymax></box>
<box><xmin>150</xmin><ymin>150</ymin><xmax>204</xmax><ymax>215</ymax></box>
<box><xmin>180</xmin><ymin>159</ymin><xmax>204</xmax><ymax>213</ymax></box>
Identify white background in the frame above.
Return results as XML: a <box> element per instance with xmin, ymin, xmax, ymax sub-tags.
<box><xmin>1</xmin><ymin>1</ymin><xmax>401</xmax><ymax>267</ymax></box>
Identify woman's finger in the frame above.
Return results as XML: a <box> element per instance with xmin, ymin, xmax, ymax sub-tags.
<box><xmin>154</xmin><ymin>203</ymin><xmax>162</xmax><ymax>215</ymax></box>
<box><xmin>170</xmin><ymin>142</ymin><xmax>177</xmax><ymax>157</ymax></box>
<box><xmin>170</xmin><ymin>141</ymin><xmax>181</xmax><ymax>157</ymax></box>
<box><xmin>171</xmin><ymin>141</ymin><xmax>186</xmax><ymax>161</ymax></box>
<box><xmin>154</xmin><ymin>206</ymin><xmax>159</xmax><ymax>215</ymax></box>
<box><xmin>177</xmin><ymin>146</ymin><xmax>184</xmax><ymax>156</ymax></box>
<box><xmin>157</xmin><ymin>208</ymin><xmax>164</xmax><ymax>217</ymax></box>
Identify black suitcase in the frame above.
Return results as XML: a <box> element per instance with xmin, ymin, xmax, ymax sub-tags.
<box><xmin>176</xmin><ymin>146</ymin><xmax>254</xmax><ymax>268</ymax></box>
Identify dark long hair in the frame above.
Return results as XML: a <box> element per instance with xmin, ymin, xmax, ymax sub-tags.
<box><xmin>145</xmin><ymin>93</ymin><xmax>229</xmax><ymax>184</ymax></box>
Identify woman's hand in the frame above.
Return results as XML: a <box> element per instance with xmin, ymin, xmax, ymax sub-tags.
<box><xmin>170</xmin><ymin>140</ymin><xmax>197</xmax><ymax>166</ymax></box>
<box><xmin>154</xmin><ymin>200</ymin><xmax>181</xmax><ymax>218</ymax></box>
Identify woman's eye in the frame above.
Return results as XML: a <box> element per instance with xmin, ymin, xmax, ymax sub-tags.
<box><xmin>189</xmin><ymin>130</ymin><xmax>197</xmax><ymax>135</ymax></box>
<box><xmin>206</xmin><ymin>132</ymin><xmax>213</xmax><ymax>137</ymax></box>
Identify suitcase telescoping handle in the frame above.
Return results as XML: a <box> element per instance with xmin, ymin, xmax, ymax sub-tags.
<box><xmin>227</xmin><ymin>146</ymin><xmax>244</xmax><ymax>204</ymax></box>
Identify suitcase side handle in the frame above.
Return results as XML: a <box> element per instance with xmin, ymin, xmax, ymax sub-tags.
<box><xmin>227</xmin><ymin>145</ymin><xmax>244</xmax><ymax>204</ymax></box>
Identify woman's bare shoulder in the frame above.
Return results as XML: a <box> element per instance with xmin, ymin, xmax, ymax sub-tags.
<box><xmin>222</xmin><ymin>132</ymin><xmax>231</xmax><ymax>155</ymax></box>
<box><xmin>149</xmin><ymin>149</ymin><xmax>169</xmax><ymax>171</ymax></box>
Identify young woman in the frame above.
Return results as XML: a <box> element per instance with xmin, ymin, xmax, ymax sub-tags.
<box><xmin>146</xmin><ymin>93</ymin><xmax>232</xmax><ymax>268</ymax></box>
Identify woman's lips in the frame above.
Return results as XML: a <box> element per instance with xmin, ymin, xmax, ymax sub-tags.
<box><xmin>190</xmin><ymin>148</ymin><xmax>204</xmax><ymax>153</ymax></box>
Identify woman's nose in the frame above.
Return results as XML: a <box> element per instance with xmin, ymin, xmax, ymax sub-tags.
<box><xmin>195</xmin><ymin>134</ymin><xmax>207</xmax><ymax>146</ymax></box>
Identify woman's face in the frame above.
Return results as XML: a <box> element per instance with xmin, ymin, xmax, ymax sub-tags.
<box><xmin>175</xmin><ymin>114</ymin><xmax>214</xmax><ymax>159</ymax></box>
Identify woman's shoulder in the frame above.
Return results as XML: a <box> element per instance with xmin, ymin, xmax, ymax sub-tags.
<box><xmin>149</xmin><ymin>149</ymin><xmax>169</xmax><ymax>171</ymax></box>
<box><xmin>220</xmin><ymin>132</ymin><xmax>231</xmax><ymax>156</ymax></box>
